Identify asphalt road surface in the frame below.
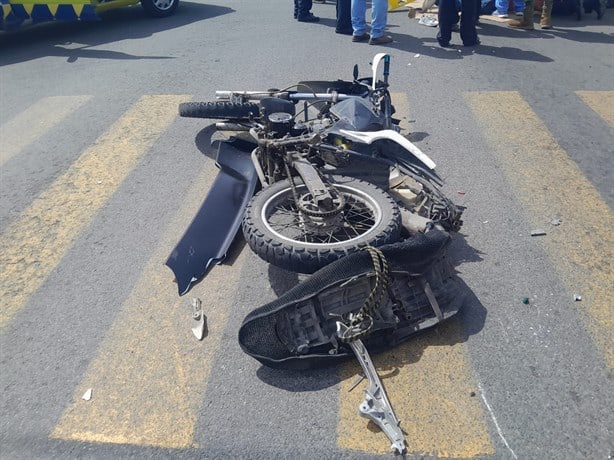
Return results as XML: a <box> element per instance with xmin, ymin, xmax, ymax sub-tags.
<box><xmin>1</xmin><ymin>1</ymin><xmax>613</xmax><ymax>459</ymax></box>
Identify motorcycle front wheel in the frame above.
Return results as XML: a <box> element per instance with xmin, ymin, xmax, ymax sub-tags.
<box><xmin>242</xmin><ymin>175</ymin><xmax>402</xmax><ymax>274</ymax></box>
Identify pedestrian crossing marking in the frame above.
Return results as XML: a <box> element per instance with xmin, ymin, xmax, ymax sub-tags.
<box><xmin>50</xmin><ymin>159</ymin><xmax>249</xmax><ymax>448</ymax></box>
<box><xmin>466</xmin><ymin>91</ymin><xmax>614</xmax><ymax>368</ymax></box>
<box><xmin>336</xmin><ymin>94</ymin><xmax>494</xmax><ymax>457</ymax></box>
<box><xmin>575</xmin><ymin>91</ymin><xmax>614</xmax><ymax>126</ymax></box>
<box><xmin>2</xmin><ymin>89</ymin><xmax>611</xmax><ymax>455</ymax></box>
<box><xmin>0</xmin><ymin>95</ymin><xmax>187</xmax><ymax>330</ymax></box>
<box><xmin>0</xmin><ymin>95</ymin><xmax>92</xmax><ymax>167</ymax></box>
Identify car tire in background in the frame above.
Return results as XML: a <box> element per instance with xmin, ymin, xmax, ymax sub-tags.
<box><xmin>140</xmin><ymin>0</ymin><xmax>179</xmax><ymax>17</ymax></box>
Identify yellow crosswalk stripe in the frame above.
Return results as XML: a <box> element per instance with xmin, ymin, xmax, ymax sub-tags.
<box><xmin>0</xmin><ymin>95</ymin><xmax>186</xmax><ymax>330</ymax></box>
<box><xmin>465</xmin><ymin>91</ymin><xmax>614</xmax><ymax>368</ymax></box>
<box><xmin>51</xmin><ymin>164</ymin><xmax>248</xmax><ymax>447</ymax></box>
<box><xmin>336</xmin><ymin>94</ymin><xmax>494</xmax><ymax>457</ymax></box>
<box><xmin>0</xmin><ymin>95</ymin><xmax>92</xmax><ymax>167</ymax></box>
<box><xmin>575</xmin><ymin>91</ymin><xmax>614</xmax><ymax>126</ymax></box>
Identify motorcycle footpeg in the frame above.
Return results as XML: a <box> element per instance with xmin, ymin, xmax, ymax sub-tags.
<box><xmin>238</xmin><ymin>229</ymin><xmax>466</xmax><ymax>370</ymax></box>
<box><xmin>338</xmin><ymin>323</ymin><xmax>406</xmax><ymax>454</ymax></box>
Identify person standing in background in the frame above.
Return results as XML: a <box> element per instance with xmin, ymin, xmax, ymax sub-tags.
<box><xmin>350</xmin><ymin>0</ymin><xmax>393</xmax><ymax>45</ymax></box>
<box><xmin>336</xmin><ymin>0</ymin><xmax>353</xmax><ymax>34</ymax></box>
<box><xmin>437</xmin><ymin>0</ymin><xmax>480</xmax><ymax>47</ymax></box>
<box><xmin>507</xmin><ymin>0</ymin><xmax>540</xmax><ymax>29</ymax></box>
<box><xmin>492</xmin><ymin>0</ymin><xmax>525</xmax><ymax>17</ymax></box>
<box><xmin>294</xmin><ymin>0</ymin><xmax>320</xmax><ymax>21</ymax></box>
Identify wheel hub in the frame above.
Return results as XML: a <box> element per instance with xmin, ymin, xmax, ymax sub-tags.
<box><xmin>298</xmin><ymin>193</ymin><xmax>345</xmax><ymax>235</ymax></box>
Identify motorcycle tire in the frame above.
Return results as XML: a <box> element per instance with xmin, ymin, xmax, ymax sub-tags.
<box><xmin>242</xmin><ymin>175</ymin><xmax>402</xmax><ymax>274</ymax></box>
<box><xmin>178</xmin><ymin>101</ymin><xmax>260</xmax><ymax>120</ymax></box>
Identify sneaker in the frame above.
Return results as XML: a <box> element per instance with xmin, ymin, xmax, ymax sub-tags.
<box><xmin>297</xmin><ymin>13</ymin><xmax>320</xmax><ymax>22</ymax></box>
<box><xmin>352</xmin><ymin>33</ymin><xmax>370</xmax><ymax>42</ymax></box>
<box><xmin>369</xmin><ymin>35</ymin><xmax>393</xmax><ymax>45</ymax></box>
<box><xmin>515</xmin><ymin>11</ymin><xmax>524</xmax><ymax>15</ymax></box>
<box><xmin>492</xmin><ymin>11</ymin><xmax>508</xmax><ymax>17</ymax></box>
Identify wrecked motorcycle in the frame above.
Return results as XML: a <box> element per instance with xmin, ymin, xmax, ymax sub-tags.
<box><xmin>168</xmin><ymin>54</ymin><xmax>468</xmax><ymax>455</ymax></box>
<box><xmin>166</xmin><ymin>53</ymin><xmax>463</xmax><ymax>295</ymax></box>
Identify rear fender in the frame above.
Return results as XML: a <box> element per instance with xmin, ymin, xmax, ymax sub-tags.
<box><xmin>165</xmin><ymin>138</ymin><xmax>258</xmax><ymax>295</ymax></box>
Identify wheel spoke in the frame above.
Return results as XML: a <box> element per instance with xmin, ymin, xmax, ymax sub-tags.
<box><xmin>262</xmin><ymin>183</ymin><xmax>381</xmax><ymax>245</ymax></box>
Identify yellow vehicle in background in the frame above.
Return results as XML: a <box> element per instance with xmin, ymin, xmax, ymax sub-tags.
<box><xmin>1</xmin><ymin>0</ymin><xmax>178</xmax><ymax>30</ymax></box>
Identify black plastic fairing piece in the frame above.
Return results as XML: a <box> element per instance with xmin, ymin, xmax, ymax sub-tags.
<box><xmin>166</xmin><ymin>139</ymin><xmax>258</xmax><ymax>295</ymax></box>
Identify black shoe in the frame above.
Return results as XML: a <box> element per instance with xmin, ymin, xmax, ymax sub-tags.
<box><xmin>297</xmin><ymin>13</ymin><xmax>320</xmax><ymax>22</ymax></box>
<box><xmin>368</xmin><ymin>34</ymin><xmax>393</xmax><ymax>45</ymax></box>
<box><xmin>351</xmin><ymin>32</ymin><xmax>370</xmax><ymax>42</ymax></box>
<box><xmin>335</xmin><ymin>28</ymin><xmax>353</xmax><ymax>35</ymax></box>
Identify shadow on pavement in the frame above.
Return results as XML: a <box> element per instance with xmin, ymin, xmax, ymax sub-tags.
<box><xmin>0</xmin><ymin>2</ymin><xmax>233</xmax><ymax>65</ymax></box>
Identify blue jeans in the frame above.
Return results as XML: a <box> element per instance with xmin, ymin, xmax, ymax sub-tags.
<box><xmin>494</xmin><ymin>0</ymin><xmax>524</xmax><ymax>13</ymax></box>
<box><xmin>351</xmin><ymin>0</ymin><xmax>388</xmax><ymax>38</ymax></box>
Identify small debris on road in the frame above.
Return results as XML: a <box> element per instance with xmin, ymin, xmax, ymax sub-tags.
<box><xmin>574</xmin><ymin>294</ymin><xmax>582</xmax><ymax>301</ymax></box>
<box><xmin>531</xmin><ymin>229</ymin><xmax>547</xmax><ymax>236</ymax></box>
<box><xmin>82</xmin><ymin>389</ymin><xmax>92</xmax><ymax>401</ymax></box>
<box><xmin>418</xmin><ymin>15</ymin><xmax>438</xmax><ymax>26</ymax></box>
<box><xmin>521</xmin><ymin>297</ymin><xmax>530</xmax><ymax>305</ymax></box>
<box><xmin>191</xmin><ymin>298</ymin><xmax>207</xmax><ymax>340</ymax></box>
<box><xmin>550</xmin><ymin>218</ymin><xmax>562</xmax><ymax>226</ymax></box>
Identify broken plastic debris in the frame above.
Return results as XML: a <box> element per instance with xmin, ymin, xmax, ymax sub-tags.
<box><xmin>418</xmin><ymin>15</ymin><xmax>438</xmax><ymax>26</ymax></box>
<box><xmin>457</xmin><ymin>191</ymin><xmax>466</xmax><ymax>195</ymax></box>
<box><xmin>414</xmin><ymin>53</ymin><xmax>421</xmax><ymax>58</ymax></box>
<box><xmin>191</xmin><ymin>298</ymin><xmax>207</xmax><ymax>340</ymax></box>
<box><xmin>574</xmin><ymin>294</ymin><xmax>582</xmax><ymax>301</ymax></box>
<box><xmin>550</xmin><ymin>218</ymin><xmax>561</xmax><ymax>226</ymax></box>
<box><xmin>531</xmin><ymin>229</ymin><xmax>547</xmax><ymax>236</ymax></box>
<box><xmin>521</xmin><ymin>297</ymin><xmax>530</xmax><ymax>305</ymax></box>
<box><xmin>82</xmin><ymin>389</ymin><xmax>92</xmax><ymax>401</ymax></box>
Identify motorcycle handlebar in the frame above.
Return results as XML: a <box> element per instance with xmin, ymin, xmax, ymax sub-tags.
<box><xmin>215</xmin><ymin>90</ymin><xmax>369</xmax><ymax>102</ymax></box>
